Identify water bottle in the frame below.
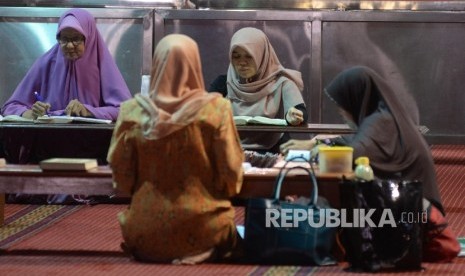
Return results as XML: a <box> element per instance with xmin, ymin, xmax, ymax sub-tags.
<box><xmin>354</xmin><ymin>156</ymin><xmax>374</xmax><ymax>181</ymax></box>
<box><xmin>140</xmin><ymin>75</ymin><xmax>150</xmax><ymax>96</ymax></box>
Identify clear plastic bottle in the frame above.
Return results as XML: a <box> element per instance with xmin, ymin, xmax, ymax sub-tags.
<box><xmin>354</xmin><ymin>156</ymin><xmax>374</xmax><ymax>181</ymax></box>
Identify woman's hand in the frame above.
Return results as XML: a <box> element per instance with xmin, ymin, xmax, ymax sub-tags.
<box><xmin>285</xmin><ymin>107</ymin><xmax>304</xmax><ymax>126</ymax></box>
<box><xmin>279</xmin><ymin>138</ymin><xmax>317</xmax><ymax>155</ymax></box>
<box><xmin>65</xmin><ymin>99</ymin><xmax>93</xmax><ymax>117</ymax></box>
<box><xmin>22</xmin><ymin>101</ymin><xmax>51</xmax><ymax>119</ymax></box>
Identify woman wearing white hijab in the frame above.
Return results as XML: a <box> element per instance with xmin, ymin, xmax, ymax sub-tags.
<box><xmin>108</xmin><ymin>34</ymin><xmax>244</xmax><ymax>263</ymax></box>
<box><xmin>221</xmin><ymin>27</ymin><xmax>308</xmax><ymax>153</ymax></box>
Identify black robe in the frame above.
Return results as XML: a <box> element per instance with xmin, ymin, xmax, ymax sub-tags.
<box><xmin>325</xmin><ymin>66</ymin><xmax>444</xmax><ymax>214</ymax></box>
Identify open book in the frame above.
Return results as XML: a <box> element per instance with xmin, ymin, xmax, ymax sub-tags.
<box><xmin>234</xmin><ymin>116</ymin><xmax>287</xmax><ymax>126</ymax></box>
<box><xmin>35</xmin><ymin>115</ymin><xmax>112</xmax><ymax>124</ymax></box>
<box><xmin>0</xmin><ymin>115</ymin><xmax>34</xmax><ymax>123</ymax></box>
<box><xmin>39</xmin><ymin>158</ymin><xmax>98</xmax><ymax>171</ymax></box>
<box><xmin>0</xmin><ymin>114</ymin><xmax>112</xmax><ymax>124</ymax></box>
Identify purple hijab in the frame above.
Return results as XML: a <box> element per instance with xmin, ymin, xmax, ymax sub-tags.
<box><xmin>1</xmin><ymin>8</ymin><xmax>131</xmax><ymax>120</ymax></box>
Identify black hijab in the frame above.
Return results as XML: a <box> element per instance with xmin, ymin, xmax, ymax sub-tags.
<box><xmin>325</xmin><ymin>66</ymin><xmax>443</xmax><ymax>213</ymax></box>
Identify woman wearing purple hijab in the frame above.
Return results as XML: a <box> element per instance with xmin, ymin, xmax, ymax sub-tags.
<box><xmin>1</xmin><ymin>8</ymin><xmax>131</xmax><ymax>120</ymax></box>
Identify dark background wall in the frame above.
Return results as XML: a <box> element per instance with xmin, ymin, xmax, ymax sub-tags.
<box><xmin>155</xmin><ymin>9</ymin><xmax>465</xmax><ymax>144</ymax></box>
<box><xmin>1</xmin><ymin>1</ymin><xmax>465</xmax><ymax>144</ymax></box>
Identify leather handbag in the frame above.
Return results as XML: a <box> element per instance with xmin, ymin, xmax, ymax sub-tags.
<box><xmin>243</xmin><ymin>158</ymin><xmax>337</xmax><ymax>266</ymax></box>
<box><xmin>339</xmin><ymin>178</ymin><xmax>424</xmax><ymax>272</ymax></box>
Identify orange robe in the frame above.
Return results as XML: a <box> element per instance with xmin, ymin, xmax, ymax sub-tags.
<box><xmin>107</xmin><ymin>97</ymin><xmax>244</xmax><ymax>262</ymax></box>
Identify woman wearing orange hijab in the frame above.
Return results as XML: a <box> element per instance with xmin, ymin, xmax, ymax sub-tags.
<box><xmin>107</xmin><ymin>34</ymin><xmax>244</xmax><ymax>263</ymax></box>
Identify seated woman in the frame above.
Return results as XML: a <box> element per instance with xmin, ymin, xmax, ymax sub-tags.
<box><xmin>1</xmin><ymin>8</ymin><xmax>131</xmax><ymax>120</ymax></box>
<box><xmin>107</xmin><ymin>34</ymin><xmax>244</xmax><ymax>264</ymax></box>
<box><xmin>280</xmin><ymin>66</ymin><xmax>444</xmax><ymax>214</ymax></box>
<box><xmin>210</xmin><ymin>27</ymin><xmax>308</xmax><ymax>154</ymax></box>
<box><xmin>2</xmin><ymin>8</ymin><xmax>132</xmax><ymax>205</ymax></box>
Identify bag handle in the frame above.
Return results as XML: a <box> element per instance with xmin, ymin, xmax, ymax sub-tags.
<box><xmin>272</xmin><ymin>156</ymin><xmax>319</xmax><ymax>205</ymax></box>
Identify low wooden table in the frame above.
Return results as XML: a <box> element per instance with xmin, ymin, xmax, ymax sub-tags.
<box><xmin>0</xmin><ymin>122</ymin><xmax>114</xmax><ymax>164</ymax></box>
<box><xmin>236</xmin><ymin>123</ymin><xmax>354</xmax><ymax>134</ymax></box>
<box><xmin>0</xmin><ymin>122</ymin><xmax>354</xmax><ymax>164</ymax></box>
<box><xmin>0</xmin><ymin>164</ymin><xmax>351</xmax><ymax>226</ymax></box>
<box><xmin>0</xmin><ymin>165</ymin><xmax>115</xmax><ymax>226</ymax></box>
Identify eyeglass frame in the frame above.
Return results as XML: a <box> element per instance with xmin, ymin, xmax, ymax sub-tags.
<box><xmin>56</xmin><ymin>36</ymin><xmax>85</xmax><ymax>46</ymax></box>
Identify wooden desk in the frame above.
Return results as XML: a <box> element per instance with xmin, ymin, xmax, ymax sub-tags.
<box><xmin>237</xmin><ymin>167</ymin><xmax>348</xmax><ymax>208</ymax></box>
<box><xmin>0</xmin><ymin>122</ymin><xmax>348</xmax><ymax>133</ymax></box>
<box><xmin>0</xmin><ymin>164</ymin><xmax>350</xmax><ymax>226</ymax></box>
<box><xmin>0</xmin><ymin>122</ymin><xmax>114</xmax><ymax>164</ymax></box>
<box><xmin>0</xmin><ymin>122</ymin><xmax>353</xmax><ymax>165</ymax></box>
<box><xmin>0</xmin><ymin>122</ymin><xmax>114</xmax><ymax>130</ymax></box>
<box><xmin>0</xmin><ymin>165</ymin><xmax>115</xmax><ymax>226</ymax></box>
<box><xmin>236</xmin><ymin>123</ymin><xmax>354</xmax><ymax>134</ymax></box>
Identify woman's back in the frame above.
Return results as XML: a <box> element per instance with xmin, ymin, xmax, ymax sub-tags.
<box><xmin>109</xmin><ymin>96</ymin><xmax>243</xmax><ymax>262</ymax></box>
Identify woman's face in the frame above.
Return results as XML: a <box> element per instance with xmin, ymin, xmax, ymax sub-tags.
<box><xmin>58</xmin><ymin>28</ymin><xmax>85</xmax><ymax>60</ymax></box>
<box><xmin>231</xmin><ymin>46</ymin><xmax>257</xmax><ymax>79</ymax></box>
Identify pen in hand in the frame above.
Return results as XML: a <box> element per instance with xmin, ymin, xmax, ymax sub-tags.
<box><xmin>33</xmin><ymin>91</ymin><xmax>50</xmax><ymax>116</ymax></box>
<box><xmin>34</xmin><ymin>91</ymin><xmax>44</xmax><ymax>102</ymax></box>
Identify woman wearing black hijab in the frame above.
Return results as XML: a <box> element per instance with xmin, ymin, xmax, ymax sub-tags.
<box><xmin>280</xmin><ymin>66</ymin><xmax>444</xmax><ymax>214</ymax></box>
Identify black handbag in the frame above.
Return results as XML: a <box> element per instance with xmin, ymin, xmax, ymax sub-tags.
<box><xmin>339</xmin><ymin>178</ymin><xmax>424</xmax><ymax>272</ymax></box>
<box><xmin>243</xmin><ymin>158</ymin><xmax>337</xmax><ymax>266</ymax></box>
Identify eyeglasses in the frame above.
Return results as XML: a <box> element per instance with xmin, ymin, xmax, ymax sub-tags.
<box><xmin>57</xmin><ymin>36</ymin><xmax>85</xmax><ymax>46</ymax></box>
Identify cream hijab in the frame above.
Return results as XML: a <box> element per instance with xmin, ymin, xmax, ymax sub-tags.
<box><xmin>135</xmin><ymin>34</ymin><xmax>220</xmax><ymax>140</ymax></box>
<box><xmin>226</xmin><ymin>27</ymin><xmax>304</xmax><ymax>116</ymax></box>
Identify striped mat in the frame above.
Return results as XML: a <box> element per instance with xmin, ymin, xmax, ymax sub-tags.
<box><xmin>1</xmin><ymin>204</ymin><xmax>463</xmax><ymax>275</ymax></box>
<box><xmin>431</xmin><ymin>145</ymin><xmax>465</xmax><ymax>237</ymax></box>
<box><xmin>0</xmin><ymin>205</ymin><xmax>82</xmax><ymax>249</ymax></box>
<box><xmin>0</xmin><ymin>204</ymin><xmax>319</xmax><ymax>275</ymax></box>
<box><xmin>0</xmin><ymin>144</ymin><xmax>464</xmax><ymax>275</ymax></box>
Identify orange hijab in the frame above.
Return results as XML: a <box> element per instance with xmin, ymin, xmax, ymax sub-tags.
<box><xmin>135</xmin><ymin>34</ymin><xmax>220</xmax><ymax>139</ymax></box>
